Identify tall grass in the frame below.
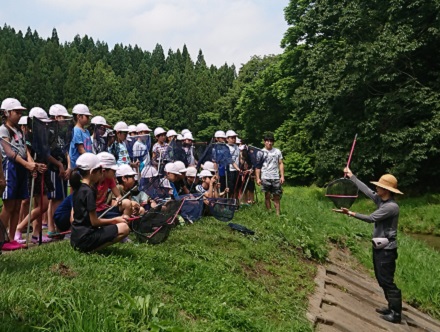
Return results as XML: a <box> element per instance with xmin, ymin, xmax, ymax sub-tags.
<box><xmin>1</xmin><ymin>186</ymin><xmax>440</xmax><ymax>331</ymax></box>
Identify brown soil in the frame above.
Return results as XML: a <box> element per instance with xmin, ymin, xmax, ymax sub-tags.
<box><xmin>307</xmin><ymin>247</ymin><xmax>440</xmax><ymax>331</ymax></box>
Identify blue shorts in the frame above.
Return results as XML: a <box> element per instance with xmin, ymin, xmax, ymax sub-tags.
<box><xmin>2</xmin><ymin>158</ymin><xmax>29</xmax><ymax>200</ymax></box>
<box><xmin>48</xmin><ymin>170</ymin><xmax>68</xmax><ymax>200</ymax></box>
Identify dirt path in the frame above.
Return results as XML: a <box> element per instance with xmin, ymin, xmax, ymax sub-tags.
<box><xmin>307</xmin><ymin>248</ymin><xmax>440</xmax><ymax>332</ymax></box>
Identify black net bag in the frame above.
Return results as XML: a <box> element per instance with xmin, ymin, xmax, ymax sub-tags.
<box><xmin>130</xmin><ymin>200</ymin><xmax>183</xmax><ymax>244</ymax></box>
<box><xmin>207</xmin><ymin>198</ymin><xmax>239</xmax><ymax>222</ymax></box>
<box><xmin>325</xmin><ymin>178</ymin><xmax>359</xmax><ymax>209</ymax></box>
<box><xmin>178</xmin><ymin>194</ymin><xmax>204</xmax><ymax>223</ymax></box>
<box><xmin>0</xmin><ymin>220</ymin><xmax>8</xmax><ymax>252</ymax></box>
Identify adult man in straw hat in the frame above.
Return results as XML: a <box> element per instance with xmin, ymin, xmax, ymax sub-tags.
<box><xmin>334</xmin><ymin>167</ymin><xmax>403</xmax><ymax>324</ymax></box>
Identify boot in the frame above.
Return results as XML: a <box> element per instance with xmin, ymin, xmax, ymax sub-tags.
<box><xmin>376</xmin><ymin>290</ymin><xmax>391</xmax><ymax>315</ymax></box>
<box><xmin>381</xmin><ymin>289</ymin><xmax>402</xmax><ymax>324</ymax></box>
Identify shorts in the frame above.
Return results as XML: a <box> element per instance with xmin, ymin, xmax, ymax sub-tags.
<box><xmin>261</xmin><ymin>178</ymin><xmax>283</xmax><ymax>196</ymax></box>
<box><xmin>2</xmin><ymin>158</ymin><xmax>29</xmax><ymax>200</ymax></box>
<box><xmin>97</xmin><ymin>206</ymin><xmax>122</xmax><ymax>219</ymax></box>
<box><xmin>71</xmin><ymin>225</ymin><xmax>118</xmax><ymax>253</ymax></box>
<box><xmin>28</xmin><ymin>171</ymin><xmax>54</xmax><ymax>196</ymax></box>
<box><xmin>226</xmin><ymin>170</ymin><xmax>238</xmax><ymax>194</ymax></box>
<box><xmin>48</xmin><ymin>170</ymin><xmax>68</xmax><ymax>200</ymax></box>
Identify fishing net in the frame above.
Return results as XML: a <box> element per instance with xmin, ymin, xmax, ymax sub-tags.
<box><xmin>325</xmin><ymin>178</ymin><xmax>359</xmax><ymax>209</ymax></box>
<box><xmin>126</xmin><ymin>134</ymin><xmax>151</xmax><ymax>164</ymax></box>
<box><xmin>247</xmin><ymin>145</ymin><xmax>267</xmax><ymax>169</ymax></box>
<box><xmin>130</xmin><ymin>199</ymin><xmax>184</xmax><ymax>244</ymax></box>
<box><xmin>91</xmin><ymin>124</ymin><xmax>109</xmax><ymax>154</ymax></box>
<box><xmin>212</xmin><ymin>143</ymin><xmax>233</xmax><ymax>167</ymax></box>
<box><xmin>139</xmin><ymin>172</ymin><xmax>170</xmax><ymax>200</ymax></box>
<box><xmin>207</xmin><ymin>197</ymin><xmax>239</xmax><ymax>222</ymax></box>
<box><xmin>166</xmin><ymin>139</ymin><xmax>188</xmax><ymax>165</ymax></box>
<box><xmin>178</xmin><ymin>194</ymin><xmax>204</xmax><ymax>222</ymax></box>
<box><xmin>28</xmin><ymin>117</ymin><xmax>52</xmax><ymax>162</ymax></box>
<box><xmin>49</xmin><ymin>119</ymin><xmax>73</xmax><ymax>171</ymax></box>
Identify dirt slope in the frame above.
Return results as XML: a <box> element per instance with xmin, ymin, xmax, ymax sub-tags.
<box><xmin>307</xmin><ymin>248</ymin><xmax>440</xmax><ymax>332</ymax></box>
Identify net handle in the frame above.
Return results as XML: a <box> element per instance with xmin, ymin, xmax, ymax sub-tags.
<box><xmin>345</xmin><ymin>134</ymin><xmax>357</xmax><ymax>177</ymax></box>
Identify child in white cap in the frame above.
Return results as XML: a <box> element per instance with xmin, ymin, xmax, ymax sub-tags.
<box><xmin>69</xmin><ymin>104</ymin><xmax>93</xmax><ymax>170</ymax></box>
<box><xmin>69</xmin><ymin>153</ymin><xmax>130</xmax><ymax>252</ymax></box>
<box><xmin>0</xmin><ymin>98</ymin><xmax>36</xmax><ymax>250</ymax></box>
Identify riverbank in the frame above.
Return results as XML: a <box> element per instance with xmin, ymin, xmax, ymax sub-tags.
<box><xmin>1</xmin><ymin>186</ymin><xmax>439</xmax><ymax>330</ymax></box>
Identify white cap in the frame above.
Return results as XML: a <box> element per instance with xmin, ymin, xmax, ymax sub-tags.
<box><xmin>202</xmin><ymin>161</ymin><xmax>216</xmax><ymax>172</ymax></box>
<box><xmin>128</xmin><ymin>125</ymin><xmax>138</xmax><ymax>133</ymax></box>
<box><xmin>49</xmin><ymin>104</ymin><xmax>72</xmax><ymax>117</ymax></box>
<box><xmin>214</xmin><ymin>130</ymin><xmax>226</xmax><ymax>138</ymax></box>
<box><xmin>18</xmin><ymin>116</ymin><xmax>28</xmax><ymax>125</ymax></box>
<box><xmin>173</xmin><ymin>161</ymin><xmax>186</xmax><ymax>172</ymax></box>
<box><xmin>1</xmin><ymin>98</ymin><xmax>26</xmax><ymax>111</ymax></box>
<box><xmin>91</xmin><ymin>116</ymin><xmax>110</xmax><ymax>127</ymax></box>
<box><xmin>236</xmin><ymin>138</ymin><xmax>242</xmax><ymax>144</ymax></box>
<box><xmin>164</xmin><ymin>162</ymin><xmax>181</xmax><ymax>175</ymax></box>
<box><xmin>160</xmin><ymin>178</ymin><xmax>172</xmax><ymax>189</ymax></box>
<box><xmin>185</xmin><ymin>166</ymin><xmax>197</xmax><ymax>177</ymax></box>
<box><xmin>198</xmin><ymin>170</ymin><xmax>213</xmax><ymax>178</ymax></box>
<box><xmin>137</xmin><ymin>123</ymin><xmax>151</xmax><ymax>132</ymax></box>
<box><xmin>97</xmin><ymin>152</ymin><xmax>118</xmax><ymax>171</ymax></box>
<box><xmin>181</xmin><ymin>129</ymin><xmax>191</xmax><ymax>136</ymax></box>
<box><xmin>29</xmin><ymin>107</ymin><xmax>50</xmax><ymax>121</ymax></box>
<box><xmin>154</xmin><ymin>127</ymin><xmax>166</xmax><ymax>137</ymax></box>
<box><xmin>226</xmin><ymin>130</ymin><xmax>238</xmax><ymax>137</ymax></box>
<box><xmin>116</xmin><ymin>164</ymin><xmax>137</xmax><ymax>177</ymax></box>
<box><xmin>167</xmin><ymin>129</ymin><xmax>178</xmax><ymax>137</ymax></box>
<box><xmin>76</xmin><ymin>153</ymin><xmax>101</xmax><ymax>172</ymax></box>
<box><xmin>177</xmin><ymin>134</ymin><xmax>184</xmax><ymax>141</ymax></box>
<box><xmin>183</xmin><ymin>132</ymin><xmax>194</xmax><ymax>140</ymax></box>
<box><xmin>142</xmin><ymin>166</ymin><xmax>158</xmax><ymax>178</ymax></box>
<box><xmin>114</xmin><ymin>121</ymin><xmax>129</xmax><ymax>132</ymax></box>
<box><xmin>72</xmin><ymin>104</ymin><xmax>92</xmax><ymax>116</ymax></box>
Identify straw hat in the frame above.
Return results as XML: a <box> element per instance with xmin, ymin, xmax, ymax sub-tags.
<box><xmin>370</xmin><ymin>174</ymin><xmax>403</xmax><ymax>195</ymax></box>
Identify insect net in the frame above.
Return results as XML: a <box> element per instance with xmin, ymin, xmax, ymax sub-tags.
<box><xmin>177</xmin><ymin>194</ymin><xmax>204</xmax><ymax>223</ymax></box>
<box><xmin>207</xmin><ymin>197</ymin><xmax>239</xmax><ymax>222</ymax></box>
<box><xmin>325</xmin><ymin>178</ymin><xmax>359</xmax><ymax>209</ymax></box>
<box><xmin>130</xmin><ymin>199</ymin><xmax>184</xmax><ymax>244</ymax></box>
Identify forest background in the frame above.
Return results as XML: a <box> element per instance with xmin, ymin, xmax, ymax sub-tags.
<box><xmin>1</xmin><ymin>0</ymin><xmax>439</xmax><ymax>192</ymax></box>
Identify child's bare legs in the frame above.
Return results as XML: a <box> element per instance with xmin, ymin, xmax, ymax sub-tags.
<box><xmin>118</xmin><ymin>199</ymin><xmax>132</xmax><ymax>216</ymax></box>
<box><xmin>48</xmin><ymin>199</ymin><xmax>62</xmax><ymax>233</ymax></box>
<box><xmin>19</xmin><ymin>199</ymin><xmax>30</xmax><ymax>226</ymax></box>
<box><xmin>16</xmin><ymin>195</ymin><xmax>49</xmax><ymax>237</ymax></box>
<box><xmin>264</xmin><ymin>192</ymin><xmax>272</xmax><ymax>211</ymax></box>
<box><xmin>273</xmin><ymin>195</ymin><xmax>281</xmax><ymax>216</ymax></box>
<box><xmin>1</xmin><ymin>199</ymin><xmax>21</xmax><ymax>240</ymax></box>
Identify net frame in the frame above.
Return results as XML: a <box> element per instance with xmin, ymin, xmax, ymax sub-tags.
<box><xmin>206</xmin><ymin>197</ymin><xmax>239</xmax><ymax>222</ymax></box>
<box><xmin>130</xmin><ymin>199</ymin><xmax>184</xmax><ymax>244</ymax></box>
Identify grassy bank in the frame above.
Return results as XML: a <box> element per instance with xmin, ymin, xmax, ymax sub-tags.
<box><xmin>1</xmin><ymin>186</ymin><xmax>440</xmax><ymax>331</ymax></box>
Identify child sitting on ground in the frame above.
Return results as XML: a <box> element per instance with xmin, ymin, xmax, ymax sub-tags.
<box><xmin>70</xmin><ymin>153</ymin><xmax>130</xmax><ymax>253</ymax></box>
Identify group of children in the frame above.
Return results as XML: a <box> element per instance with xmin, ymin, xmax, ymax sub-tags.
<box><xmin>0</xmin><ymin>97</ymin><xmax>285</xmax><ymax>253</ymax></box>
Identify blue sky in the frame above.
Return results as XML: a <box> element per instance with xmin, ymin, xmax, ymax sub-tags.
<box><xmin>0</xmin><ymin>0</ymin><xmax>289</xmax><ymax>68</ymax></box>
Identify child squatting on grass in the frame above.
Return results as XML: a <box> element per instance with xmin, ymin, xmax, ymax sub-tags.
<box><xmin>69</xmin><ymin>153</ymin><xmax>130</xmax><ymax>253</ymax></box>
<box><xmin>333</xmin><ymin>167</ymin><xmax>403</xmax><ymax>324</ymax></box>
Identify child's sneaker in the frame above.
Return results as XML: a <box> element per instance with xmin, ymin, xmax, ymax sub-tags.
<box><xmin>2</xmin><ymin>240</ymin><xmax>25</xmax><ymax>251</ymax></box>
<box><xmin>31</xmin><ymin>235</ymin><xmax>52</xmax><ymax>244</ymax></box>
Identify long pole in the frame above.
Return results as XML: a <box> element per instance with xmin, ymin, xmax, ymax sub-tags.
<box><xmin>25</xmin><ymin>153</ymin><xmax>37</xmax><ymax>248</ymax></box>
<box><xmin>344</xmin><ymin>134</ymin><xmax>358</xmax><ymax>177</ymax></box>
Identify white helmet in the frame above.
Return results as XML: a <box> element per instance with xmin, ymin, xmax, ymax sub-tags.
<box><xmin>128</xmin><ymin>125</ymin><xmax>138</xmax><ymax>133</ymax></box>
<box><xmin>181</xmin><ymin>129</ymin><xmax>191</xmax><ymax>136</ymax></box>
<box><xmin>114</xmin><ymin>121</ymin><xmax>129</xmax><ymax>132</ymax></box>
<box><xmin>49</xmin><ymin>104</ymin><xmax>72</xmax><ymax>117</ymax></box>
<box><xmin>214</xmin><ymin>130</ymin><xmax>226</xmax><ymax>138</ymax></box>
<box><xmin>183</xmin><ymin>132</ymin><xmax>194</xmax><ymax>140</ymax></box>
<box><xmin>167</xmin><ymin>129</ymin><xmax>178</xmax><ymax>137</ymax></box>
<box><xmin>226</xmin><ymin>130</ymin><xmax>238</xmax><ymax>137</ymax></box>
<box><xmin>137</xmin><ymin>123</ymin><xmax>151</xmax><ymax>132</ymax></box>
<box><xmin>154</xmin><ymin>127</ymin><xmax>166</xmax><ymax>137</ymax></box>
<box><xmin>91</xmin><ymin>115</ymin><xmax>109</xmax><ymax>126</ymax></box>
<box><xmin>72</xmin><ymin>104</ymin><xmax>92</xmax><ymax>116</ymax></box>
<box><xmin>18</xmin><ymin>116</ymin><xmax>28</xmax><ymax>125</ymax></box>
<box><xmin>29</xmin><ymin>107</ymin><xmax>50</xmax><ymax>120</ymax></box>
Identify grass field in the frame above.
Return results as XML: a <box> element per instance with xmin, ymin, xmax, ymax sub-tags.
<box><xmin>1</xmin><ymin>186</ymin><xmax>440</xmax><ymax>331</ymax></box>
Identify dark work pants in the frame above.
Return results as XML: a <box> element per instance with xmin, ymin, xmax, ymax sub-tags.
<box><xmin>372</xmin><ymin>248</ymin><xmax>400</xmax><ymax>293</ymax></box>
